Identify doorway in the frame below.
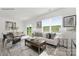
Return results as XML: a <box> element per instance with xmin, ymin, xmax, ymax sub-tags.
<box><xmin>27</xmin><ymin>27</ymin><xmax>32</xmax><ymax>36</ymax></box>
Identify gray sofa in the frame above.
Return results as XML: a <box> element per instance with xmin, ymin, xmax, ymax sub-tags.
<box><xmin>32</xmin><ymin>32</ymin><xmax>59</xmax><ymax>46</ymax></box>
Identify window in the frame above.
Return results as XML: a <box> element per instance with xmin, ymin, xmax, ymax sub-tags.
<box><xmin>51</xmin><ymin>16</ymin><xmax>62</xmax><ymax>32</ymax></box>
<box><xmin>51</xmin><ymin>25</ymin><xmax>61</xmax><ymax>32</ymax></box>
<box><xmin>43</xmin><ymin>26</ymin><xmax>50</xmax><ymax>32</ymax></box>
<box><xmin>27</xmin><ymin>27</ymin><xmax>32</xmax><ymax>36</ymax></box>
<box><xmin>42</xmin><ymin>16</ymin><xmax>62</xmax><ymax>33</ymax></box>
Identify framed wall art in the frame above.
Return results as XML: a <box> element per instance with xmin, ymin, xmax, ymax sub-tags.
<box><xmin>63</xmin><ymin>15</ymin><xmax>76</xmax><ymax>27</ymax></box>
<box><xmin>5</xmin><ymin>21</ymin><xmax>16</xmax><ymax>30</ymax></box>
<box><xmin>36</xmin><ymin>21</ymin><xmax>42</xmax><ymax>28</ymax></box>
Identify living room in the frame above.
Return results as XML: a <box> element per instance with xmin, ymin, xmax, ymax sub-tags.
<box><xmin>0</xmin><ymin>8</ymin><xmax>76</xmax><ymax>56</ymax></box>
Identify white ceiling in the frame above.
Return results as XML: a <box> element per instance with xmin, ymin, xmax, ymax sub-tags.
<box><xmin>0</xmin><ymin>8</ymin><xmax>56</xmax><ymax>20</ymax></box>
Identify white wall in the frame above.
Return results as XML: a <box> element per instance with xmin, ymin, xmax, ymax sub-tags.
<box><xmin>0</xmin><ymin>17</ymin><xmax>5</xmax><ymax>38</ymax></box>
<box><xmin>15</xmin><ymin>20</ymin><xmax>23</xmax><ymax>32</ymax></box>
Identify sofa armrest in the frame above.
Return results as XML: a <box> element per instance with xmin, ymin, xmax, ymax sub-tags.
<box><xmin>45</xmin><ymin>38</ymin><xmax>59</xmax><ymax>46</ymax></box>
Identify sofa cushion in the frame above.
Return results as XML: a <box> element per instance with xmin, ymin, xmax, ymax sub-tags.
<box><xmin>46</xmin><ymin>33</ymin><xmax>51</xmax><ymax>39</ymax></box>
<box><xmin>46</xmin><ymin>33</ymin><xmax>56</xmax><ymax>39</ymax></box>
<box><xmin>45</xmin><ymin>38</ymin><xmax>59</xmax><ymax>46</ymax></box>
<box><xmin>51</xmin><ymin>33</ymin><xmax>56</xmax><ymax>39</ymax></box>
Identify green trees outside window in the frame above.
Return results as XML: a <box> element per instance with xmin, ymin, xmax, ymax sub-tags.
<box><xmin>51</xmin><ymin>25</ymin><xmax>61</xmax><ymax>32</ymax></box>
<box><xmin>43</xmin><ymin>26</ymin><xmax>50</xmax><ymax>32</ymax></box>
<box><xmin>27</xmin><ymin>27</ymin><xmax>32</xmax><ymax>36</ymax></box>
<box><xmin>43</xmin><ymin>25</ymin><xmax>61</xmax><ymax>32</ymax></box>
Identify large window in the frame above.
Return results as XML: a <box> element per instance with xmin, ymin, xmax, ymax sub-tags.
<box><xmin>42</xmin><ymin>16</ymin><xmax>62</xmax><ymax>33</ymax></box>
<box><xmin>51</xmin><ymin>25</ymin><xmax>61</xmax><ymax>32</ymax></box>
<box><xmin>43</xmin><ymin>26</ymin><xmax>50</xmax><ymax>32</ymax></box>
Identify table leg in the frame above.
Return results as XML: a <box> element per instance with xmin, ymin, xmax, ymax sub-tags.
<box><xmin>25</xmin><ymin>40</ymin><xmax>26</xmax><ymax>46</ymax></box>
<box><xmin>38</xmin><ymin>46</ymin><xmax>40</xmax><ymax>54</ymax></box>
<box><xmin>45</xmin><ymin>43</ymin><xmax>46</xmax><ymax>49</ymax></box>
<box><xmin>58</xmin><ymin>38</ymin><xmax>60</xmax><ymax>47</ymax></box>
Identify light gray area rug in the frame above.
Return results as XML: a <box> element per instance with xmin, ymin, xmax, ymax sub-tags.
<box><xmin>0</xmin><ymin>39</ymin><xmax>67</xmax><ymax>56</ymax></box>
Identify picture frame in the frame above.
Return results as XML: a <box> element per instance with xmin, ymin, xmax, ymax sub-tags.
<box><xmin>5</xmin><ymin>21</ymin><xmax>13</xmax><ymax>30</ymax></box>
<box><xmin>63</xmin><ymin>15</ymin><xmax>76</xmax><ymax>27</ymax></box>
<box><xmin>5</xmin><ymin>21</ymin><xmax>16</xmax><ymax>30</ymax></box>
<box><xmin>36</xmin><ymin>21</ymin><xmax>42</xmax><ymax>28</ymax></box>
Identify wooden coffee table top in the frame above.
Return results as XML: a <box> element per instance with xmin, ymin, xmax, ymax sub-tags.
<box><xmin>25</xmin><ymin>37</ymin><xmax>46</xmax><ymax>46</ymax></box>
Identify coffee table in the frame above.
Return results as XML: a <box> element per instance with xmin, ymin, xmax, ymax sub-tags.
<box><xmin>25</xmin><ymin>37</ymin><xmax>46</xmax><ymax>54</ymax></box>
